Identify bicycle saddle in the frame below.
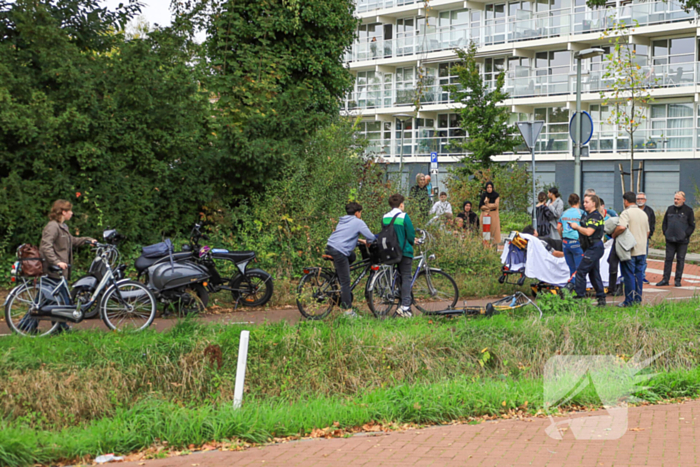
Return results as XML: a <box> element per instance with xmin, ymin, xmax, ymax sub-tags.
<box><xmin>48</xmin><ymin>265</ymin><xmax>63</xmax><ymax>273</ymax></box>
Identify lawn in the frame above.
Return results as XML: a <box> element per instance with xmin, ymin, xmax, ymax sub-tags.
<box><xmin>1</xmin><ymin>299</ymin><xmax>700</xmax><ymax>466</ymax></box>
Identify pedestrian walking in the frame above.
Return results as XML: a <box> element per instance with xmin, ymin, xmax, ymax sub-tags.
<box><xmin>612</xmin><ymin>192</ymin><xmax>649</xmax><ymax>306</ymax></box>
<box><xmin>636</xmin><ymin>192</ymin><xmax>655</xmax><ymax>283</ymax></box>
<box><xmin>656</xmin><ymin>191</ymin><xmax>696</xmax><ymax>287</ymax></box>
<box><xmin>546</xmin><ymin>188</ymin><xmax>564</xmax><ymax>240</ymax></box>
<box><xmin>557</xmin><ymin>193</ymin><xmax>585</xmax><ymax>277</ymax></box>
<box><xmin>568</xmin><ymin>194</ymin><xmax>606</xmax><ymax>307</ymax></box>
<box><xmin>479</xmin><ymin>181</ymin><xmax>501</xmax><ymax>245</ymax></box>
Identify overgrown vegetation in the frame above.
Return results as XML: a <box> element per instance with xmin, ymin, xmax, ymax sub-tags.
<box><xmin>2</xmin><ymin>300</ymin><xmax>700</xmax><ymax>465</ymax></box>
<box><xmin>2</xmin><ymin>301</ymin><xmax>699</xmax><ymax>429</ymax></box>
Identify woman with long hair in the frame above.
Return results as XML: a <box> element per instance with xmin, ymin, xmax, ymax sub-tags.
<box><xmin>569</xmin><ymin>194</ymin><xmax>606</xmax><ymax>307</ymax></box>
<box><xmin>478</xmin><ymin>181</ymin><xmax>501</xmax><ymax>245</ymax></box>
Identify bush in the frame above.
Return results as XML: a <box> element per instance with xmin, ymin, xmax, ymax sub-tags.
<box><xmin>446</xmin><ymin>161</ymin><xmax>533</xmax><ymax>214</ymax></box>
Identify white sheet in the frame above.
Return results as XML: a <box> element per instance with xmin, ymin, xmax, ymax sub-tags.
<box><xmin>501</xmin><ymin>234</ymin><xmax>620</xmax><ymax>287</ymax></box>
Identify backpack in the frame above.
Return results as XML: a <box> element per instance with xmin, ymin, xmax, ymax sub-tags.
<box><xmin>375</xmin><ymin>213</ymin><xmax>405</xmax><ymax>265</ymax></box>
<box><xmin>535</xmin><ymin>206</ymin><xmax>551</xmax><ymax>237</ymax></box>
<box><xmin>17</xmin><ymin>244</ymin><xmax>45</xmax><ymax>277</ymax></box>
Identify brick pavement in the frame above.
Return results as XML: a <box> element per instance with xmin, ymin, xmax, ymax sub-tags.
<box><xmin>119</xmin><ymin>400</ymin><xmax>700</xmax><ymax>467</ymax></box>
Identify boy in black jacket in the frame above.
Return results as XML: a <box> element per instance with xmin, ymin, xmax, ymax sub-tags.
<box><xmin>657</xmin><ymin>191</ymin><xmax>695</xmax><ymax>287</ymax></box>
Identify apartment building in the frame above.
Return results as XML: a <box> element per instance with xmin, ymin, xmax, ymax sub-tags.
<box><xmin>343</xmin><ymin>0</ymin><xmax>700</xmax><ymax>211</ymax></box>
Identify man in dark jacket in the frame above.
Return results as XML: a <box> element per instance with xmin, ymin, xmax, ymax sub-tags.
<box><xmin>656</xmin><ymin>191</ymin><xmax>695</xmax><ymax>287</ymax></box>
<box><xmin>636</xmin><ymin>192</ymin><xmax>655</xmax><ymax>283</ymax></box>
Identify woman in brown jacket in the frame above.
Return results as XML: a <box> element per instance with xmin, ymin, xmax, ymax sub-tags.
<box><xmin>40</xmin><ymin>200</ymin><xmax>96</xmax><ymax>280</ymax></box>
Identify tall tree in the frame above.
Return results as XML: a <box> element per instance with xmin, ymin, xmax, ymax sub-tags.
<box><xmin>0</xmin><ymin>0</ymin><xmax>216</xmax><ymax>247</ymax></box>
<box><xmin>446</xmin><ymin>41</ymin><xmax>521</xmax><ymax>170</ymax></box>
<box><xmin>599</xmin><ymin>19</ymin><xmax>654</xmax><ymax>192</ymax></box>
<box><xmin>191</xmin><ymin>0</ymin><xmax>358</xmax><ymax>197</ymax></box>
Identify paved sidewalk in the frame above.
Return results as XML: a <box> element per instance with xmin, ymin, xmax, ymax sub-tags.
<box><xmin>119</xmin><ymin>400</ymin><xmax>700</xmax><ymax>467</ymax></box>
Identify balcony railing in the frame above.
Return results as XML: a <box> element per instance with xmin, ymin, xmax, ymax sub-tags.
<box><xmin>363</xmin><ymin>127</ymin><xmax>697</xmax><ymax>158</ymax></box>
<box><xmin>355</xmin><ymin>0</ymin><xmax>417</xmax><ymax>14</ymax></box>
<box><xmin>347</xmin><ymin>1</ymin><xmax>692</xmax><ymax>64</ymax></box>
<box><xmin>345</xmin><ymin>62</ymin><xmax>700</xmax><ymax>111</ymax></box>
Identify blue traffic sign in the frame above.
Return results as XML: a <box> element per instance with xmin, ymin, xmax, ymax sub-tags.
<box><xmin>569</xmin><ymin>111</ymin><xmax>594</xmax><ymax>145</ymax></box>
<box><xmin>430</xmin><ymin>152</ymin><xmax>438</xmax><ymax>163</ymax></box>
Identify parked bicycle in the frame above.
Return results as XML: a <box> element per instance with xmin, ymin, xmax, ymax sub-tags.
<box><xmin>296</xmin><ymin>243</ymin><xmax>377</xmax><ymax>320</ymax></box>
<box><xmin>366</xmin><ymin>228</ymin><xmax>459</xmax><ymax>317</ymax></box>
<box><xmin>5</xmin><ymin>235</ymin><xmax>157</xmax><ymax>336</ymax></box>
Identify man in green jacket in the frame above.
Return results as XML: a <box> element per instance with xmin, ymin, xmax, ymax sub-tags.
<box><xmin>382</xmin><ymin>194</ymin><xmax>416</xmax><ymax>317</ymax></box>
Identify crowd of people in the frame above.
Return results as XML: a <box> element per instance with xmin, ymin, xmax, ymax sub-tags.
<box><xmin>523</xmin><ymin>189</ymin><xmax>695</xmax><ymax>308</ymax></box>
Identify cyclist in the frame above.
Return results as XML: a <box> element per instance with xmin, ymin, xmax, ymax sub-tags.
<box><xmin>383</xmin><ymin>194</ymin><xmax>416</xmax><ymax>317</ymax></box>
<box><xmin>326</xmin><ymin>202</ymin><xmax>376</xmax><ymax>318</ymax></box>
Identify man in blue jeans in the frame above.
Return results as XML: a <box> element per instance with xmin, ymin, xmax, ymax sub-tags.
<box><xmin>558</xmin><ymin>193</ymin><xmax>584</xmax><ymax>279</ymax></box>
<box><xmin>613</xmin><ymin>192</ymin><xmax>649</xmax><ymax>307</ymax></box>
<box><xmin>326</xmin><ymin>202</ymin><xmax>376</xmax><ymax>318</ymax></box>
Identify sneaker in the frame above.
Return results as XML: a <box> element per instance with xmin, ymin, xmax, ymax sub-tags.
<box><xmin>656</xmin><ymin>280</ymin><xmax>669</xmax><ymax>287</ymax></box>
<box><xmin>396</xmin><ymin>306</ymin><xmax>413</xmax><ymax>318</ymax></box>
<box><xmin>675</xmin><ymin>281</ymin><xmax>682</xmax><ymax>287</ymax></box>
<box><xmin>342</xmin><ymin>310</ymin><xmax>360</xmax><ymax>319</ymax></box>
<box><xmin>642</xmin><ymin>278</ymin><xmax>649</xmax><ymax>284</ymax></box>
<box><xmin>597</xmin><ymin>297</ymin><xmax>607</xmax><ymax>307</ymax></box>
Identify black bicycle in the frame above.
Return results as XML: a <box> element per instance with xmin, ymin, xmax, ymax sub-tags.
<box><xmin>296</xmin><ymin>243</ymin><xmax>378</xmax><ymax>320</ymax></box>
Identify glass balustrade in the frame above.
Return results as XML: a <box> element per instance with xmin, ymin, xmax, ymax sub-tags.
<box><xmin>348</xmin><ymin>1</ymin><xmax>695</xmax><ymax>63</ymax></box>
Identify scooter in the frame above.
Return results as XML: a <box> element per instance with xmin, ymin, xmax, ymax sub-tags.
<box><xmin>133</xmin><ymin>224</ymin><xmax>274</xmax><ymax>310</ymax></box>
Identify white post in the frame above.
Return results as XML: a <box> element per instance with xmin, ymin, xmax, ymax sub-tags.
<box><xmin>233</xmin><ymin>330</ymin><xmax>250</xmax><ymax>409</ymax></box>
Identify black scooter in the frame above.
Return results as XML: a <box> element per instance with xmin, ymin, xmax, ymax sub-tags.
<box><xmin>134</xmin><ymin>224</ymin><xmax>273</xmax><ymax>312</ymax></box>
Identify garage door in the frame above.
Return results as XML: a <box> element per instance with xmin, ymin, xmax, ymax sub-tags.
<box><xmin>645</xmin><ymin>171</ymin><xmax>679</xmax><ymax>212</ymax></box>
<box><xmin>583</xmin><ymin>171</ymin><xmax>615</xmax><ymax>208</ymax></box>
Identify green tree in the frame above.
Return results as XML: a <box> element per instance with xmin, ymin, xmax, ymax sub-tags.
<box><xmin>445</xmin><ymin>41</ymin><xmax>521</xmax><ymax>169</ymax></box>
<box><xmin>188</xmin><ymin>0</ymin><xmax>358</xmax><ymax>198</ymax></box>
<box><xmin>600</xmin><ymin>18</ymin><xmax>654</xmax><ymax>192</ymax></box>
<box><xmin>0</xmin><ymin>0</ymin><xmax>216</xmax><ymax>247</ymax></box>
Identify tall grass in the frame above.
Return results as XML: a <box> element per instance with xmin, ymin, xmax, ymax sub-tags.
<box><xmin>2</xmin><ymin>300</ymin><xmax>700</xmax><ymax>430</ymax></box>
<box><xmin>3</xmin><ymin>366</ymin><xmax>700</xmax><ymax>467</ymax></box>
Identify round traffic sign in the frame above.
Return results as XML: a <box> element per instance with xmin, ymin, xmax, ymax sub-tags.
<box><xmin>569</xmin><ymin>111</ymin><xmax>594</xmax><ymax>145</ymax></box>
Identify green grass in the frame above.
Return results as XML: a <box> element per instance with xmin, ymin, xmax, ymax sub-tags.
<box><xmin>2</xmin><ymin>300</ymin><xmax>700</xmax><ymax>465</ymax></box>
<box><xmin>3</xmin><ymin>367</ymin><xmax>700</xmax><ymax>467</ymax></box>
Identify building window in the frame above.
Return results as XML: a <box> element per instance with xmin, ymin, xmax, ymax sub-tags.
<box><xmin>588</xmin><ymin>104</ymin><xmax>614</xmax><ymax>152</ymax></box>
<box><xmin>395</xmin><ymin>67</ymin><xmax>414</xmax><ymax>106</ymax></box>
<box><xmin>650</xmin><ymin>103</ymin><xmax>693</xmax><ymax>151</ymax></box>
<box><xmin>354</xmin><ymin>71</ymin><xmax>382</xmax><ymax>109</ymax></box>
<box><xmin>437</xmin><ymin>113</ymin><xmax>465</xmax><ymax>154</ymax></box>
<box><xmin>535</xmin><ymin>107</ymin><xmax>569</xmax><ymax>152</ymax></box>
<box><xmin>416</xmin><ymin>118</ymin><xmax>437</xmax><ymax>155</ymax></box>
<box><xmin>358</xmin><ymin>121</ymin><xmax>385</xmax><ymax>155</ymax></box>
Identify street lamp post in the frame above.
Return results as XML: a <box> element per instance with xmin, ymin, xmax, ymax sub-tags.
<box><xmin>395</xmin><ymin>113</ymin><xmax>413</xmax><ymax>176</ymax></box>
<box><xmin>573</xmin><ymin>48</ymin><xmax>605</xmax><ymax>195</ymax></box>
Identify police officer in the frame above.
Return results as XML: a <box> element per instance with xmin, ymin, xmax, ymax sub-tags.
<box><xmin>568</xmin><ymin>194</ymin><xmax>607</xmax><ymax>307</ymax></box>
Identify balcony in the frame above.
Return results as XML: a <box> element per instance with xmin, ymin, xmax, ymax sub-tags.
<box><xmin>347</xmin><ymin>1</ymin><xmax>693</xmax><ymax>64</ymax></box>
<box><xmin>345</xmin><ymin>62</ymin><xmax>699</xmax><ymax>111</ymax></box>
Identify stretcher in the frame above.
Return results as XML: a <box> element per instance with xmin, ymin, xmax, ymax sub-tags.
<box><xmin>499</xmin><ymin>232</ymin><xmax>620</xmax><ymax>297</ymax></box>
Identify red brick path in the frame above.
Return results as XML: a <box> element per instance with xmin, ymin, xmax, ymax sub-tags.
<box><xmin>119</xmin><ymin>400</ymin><xmax>700</xmax><ymax>467</ymax></box>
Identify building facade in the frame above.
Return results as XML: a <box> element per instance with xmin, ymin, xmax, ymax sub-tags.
<box><xmin>343</xmin><ymin>0</ymin><xmax>700</xmax><ymax>211</ymax></box>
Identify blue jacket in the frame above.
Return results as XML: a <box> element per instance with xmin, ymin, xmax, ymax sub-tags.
<box><xmin>327</xmin><ymin>215</ymin><xmax>376</xmax><ymax>257</ymax></box>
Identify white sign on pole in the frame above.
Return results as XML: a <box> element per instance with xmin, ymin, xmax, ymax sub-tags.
<box><xmin>516</xmin><ymin>121</ymin><xmax>544</xmax><ymax>149</ymax></box>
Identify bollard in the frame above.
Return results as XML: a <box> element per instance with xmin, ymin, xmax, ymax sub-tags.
<box><xmin>233</xmin><ymin>330</ymin><xmax>250</xmax><ymax>409</ymax></box>
<box><xmin>482</xmin><ymin>213</ymin><xmax>491</xmax><ymax>245</ymax></box>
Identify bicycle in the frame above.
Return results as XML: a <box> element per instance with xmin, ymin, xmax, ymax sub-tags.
<box><xmin>366</xmin><ymin>228</ymin><xmax>459</xmax><ymax>318</ymax></box>
<box><xmin>5</xmin><ymin>242</ymin><xmax>157</xmax><ymax>336</ymax></box>
<box><xmin>296</xmin><ymin>243</ymin><xmax>378</xmax><ymax>320</ymax></box>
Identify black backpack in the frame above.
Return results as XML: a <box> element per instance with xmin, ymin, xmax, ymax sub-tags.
<box><xmin>375</xmin><ymin>213</ymin><xmax>405</xmax><ymax>265</ymax></box>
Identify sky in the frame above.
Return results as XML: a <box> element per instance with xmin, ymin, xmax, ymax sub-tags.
<box><xmin>103</xmin><ymin>0</ymin><xmax>174</xmax><ymax>28</ymax></box>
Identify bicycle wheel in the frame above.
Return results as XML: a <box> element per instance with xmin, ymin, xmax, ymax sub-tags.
<box><xmin>5</xmin><ymin>282</ymin><xmax>61</xmax><ymax>337</ymax></box>
<box><xmin>366</xmin><ymin>267</ymin><xmax>398</xmax><ymax>319</ymax></box>
<box><xmin>296</xmin><ymin>271</ymin><xmax>338</xmax><ymax>320</ymax></box>
<box><xmin>100</xmin><ymin>280</ymin><xmax>157</xmax><ymax>331</ymax></box>
<box><xmin>412</xmin><ymin>268</ymin><xmax>459</xmax><ymax>314</ymax></box>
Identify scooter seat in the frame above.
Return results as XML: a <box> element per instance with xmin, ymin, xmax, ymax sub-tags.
<box><xmin>135</xmin><ymin>251</ymin><xmax>193</xmax><ymax>273</ymax></box>
<box><xmin>212</xmin><ymin>250</ymin><xmax>256</xmax><ymax>263</ymax></box>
